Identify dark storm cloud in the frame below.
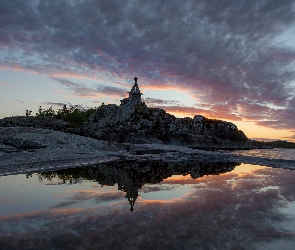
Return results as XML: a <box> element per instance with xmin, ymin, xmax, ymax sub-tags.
<box><xmin>143</xmin><ymin>97</ymin><xmax>180</xmax><ymax>106</ymax></box>
<box><xmin>51</xmin><ymin>77</ymin><xmax>126</xmax><ymax>97</ymax></box>
<box><xmin>51</xmin><ymin>77</ymin><xmax>99</xmax><ymax>97</ymax></box>
<box><xmin>1</xmin><ymin>0</ymin><xmax>295</xmax><ymax>134</ymax></box>
<box><xmin>96</xmin><ymin>85</ymin><xmax>127</xmax><ymax>97</ymax></box>
<box><xmin>44</xmin><ymin>102</ymin><xmax>68</xmax><ymax>108</ymax></box>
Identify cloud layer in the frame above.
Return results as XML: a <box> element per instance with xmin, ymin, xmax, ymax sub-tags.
<box><xmin>1</xmin><ymin>0</ymin><xmax>295</xmax><ymax>137</ymax></box>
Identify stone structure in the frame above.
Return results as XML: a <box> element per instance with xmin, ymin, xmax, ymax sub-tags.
<box><xmin>120</xmin><ymin>77</ymin><xmax>142</xmax><ymax>106</ymax></box>
<box><xmin>117</xmin><ymin>77</ymin><xmax>147</xmax><ymax>122</ymax></box>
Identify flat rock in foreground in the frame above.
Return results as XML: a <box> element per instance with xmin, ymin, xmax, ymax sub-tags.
<box><xmin>0</xmin><ymin>126</ymin><xmax>294</xmax><ymax>176</ymax></box>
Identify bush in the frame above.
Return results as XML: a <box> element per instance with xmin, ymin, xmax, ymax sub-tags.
<box><xmin>36</xmin><ymin>106</ymin><xmax>55</xmax><ymax>117</ymax></box>
<box><xmin>33</xmin><ymin>105</ymin><xmax>97</xmax><ymax>126</ymax></box>
<box><xmin>25</xmin><ymin>110</ymin><xmax>32</xmax><ymax>116</ymax></box>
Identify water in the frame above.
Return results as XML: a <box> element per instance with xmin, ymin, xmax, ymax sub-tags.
<box><xmin>228</xmin><ymin>148</ymin><xmax>295</xmax><ymax>161</ymax></box>
<box><xmin>1</xmin><ymin>159</ymin><xmax>295</xmax><ymax>249</ymax></box>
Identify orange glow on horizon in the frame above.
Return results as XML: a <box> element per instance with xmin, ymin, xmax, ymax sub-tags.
<box><xmin>141</xmin><ymin>83</ymin><xmax>189</xmax><ymax>93</ymax></box>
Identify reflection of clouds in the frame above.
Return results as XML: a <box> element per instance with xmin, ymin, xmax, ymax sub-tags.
<box><xmin>0</xmin><ymin>81</ymin><xmax>10</xmax><ymax>88</ymax></box>
<box><xmin>230</xmin><ymin>163</ymin><xmax>266</xmax><ymax>175</ymax></box>
<box><xmin>0</xmin><ymin>198</ymin><xmax>12</xmax><ymax>204</ymax></box>
<box><xmin>140</xmin><ymin>184</ymin><xmax>180</xmax><ymax>193</ymax></box>
<box><xmin>45</xmin><ymin>183</ymin><xmax>66</xmax><ymax>186</ymax></box>
<box><xmin>161</xmin><ymin>175</ymin><xmax>200</xmax><ymax>185</ymax></box>
<box><xmin>256</xmin><ymin>168</ymin><xmax>295</xmax><ymax>203</ymax></box>
<box><xmin>0</xmin><ymin>207</ymin><xmax>85</xmax><ymax>220</ymax></box>
<box><xmin>52</xmin><ymin>189</ymin><xmax>125</xmax><ymax>209</ymax></box>
<box><xmin>52</xmin><ymin>193</ymin><xmax>62</xmax><ymax>198</ymax></box>
<box><xmin>1</xmin><ymin>166</ymin><xmax>295</xmax><ymax>249</ymax></box>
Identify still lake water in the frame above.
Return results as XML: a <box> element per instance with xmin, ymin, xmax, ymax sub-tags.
<box><xmin>1</xmin><ymin>150</ymin><xmax>295</xmax><ymax>249</ymax></box>
<box><xmin>227</xmin><ymin>148</ymin><xmax>295</xmax><ymax>161</ymax></box>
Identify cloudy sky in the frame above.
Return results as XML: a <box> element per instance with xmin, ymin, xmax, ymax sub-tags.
<box><xmin>1</xmin><ymin>0</ymin><xmax>295</xmax><ymax>141</ymax></box>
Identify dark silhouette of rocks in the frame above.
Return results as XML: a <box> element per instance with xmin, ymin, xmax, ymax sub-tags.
<box><xmin>0</xmin><ymin>116</ymin><xmax>71</xmax><ymax>130</ymax></box>
<box><xmin>82</xmin><ymin>77</ymin><xmax>253</xmax><ymax>149</ymax></box>
<box><xmin>83</xmin><ymin>104</ymin><xmax>252</xmax><ymax>148</ymax></box>
<box><xmin>0</xmin><ymin>77</ymin><xmax>268</xmax><ymax>149</ymax></box>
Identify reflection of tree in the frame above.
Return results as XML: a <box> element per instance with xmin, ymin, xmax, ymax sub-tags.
<box><xmin>35</xmin><ymin>168</ymin><xmax>89</xmax><ymax>184</ymax></box>
<box><xmin>30</xmin><ymin>160</ymin><xmax>240</xmax><ymax>211</ymax></box>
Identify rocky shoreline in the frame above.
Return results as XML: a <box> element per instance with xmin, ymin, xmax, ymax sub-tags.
<box><xmin>0</xmin><ymin>126</ymin><xmax>294</xmax><ymax>176</ymax></box>
<box><xmin>0</xmin><ymin>78</ymin><xmax>270</xmax><ymax>151</ymax></box>
<box><xmin>1</xmin><ymin>79</ymin><xmax>289</xmax><ymax>175</ymax></box>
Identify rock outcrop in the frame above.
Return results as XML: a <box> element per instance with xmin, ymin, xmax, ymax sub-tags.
<box><xmin>80</xmin><ymin>77</ymin><xmax>252</xmax><ymax>148</ymax></box>
<box><xmin>77</xmin><ymin>77</ymin><xmax>249</xmax><ymax>147</ymax></box>
<box><xmin>83</xmin><ymin>104</ymin><xmax>251</xmax><ymax>149</ymax></box>
<box><xmin>0</xmin><ymin>116</ymin><xmax>70</xmax><ymax>130</ymax></box>
<box><xmin>0</xmin><ymin>77</ymin><xmax>260</xmax><ymax>149</ymax></box>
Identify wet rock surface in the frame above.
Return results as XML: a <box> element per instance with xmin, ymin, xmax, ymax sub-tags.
<box><xmin>0</xmin><ymin>126</ymin><xmax>294</xmax><ymax>176</ymax></box>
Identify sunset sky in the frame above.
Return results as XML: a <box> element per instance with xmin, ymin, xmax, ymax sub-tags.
<box><xmin>1</xmin><ymin>0</ymin><xmax>295</xmax><ymax>141</ymax></box>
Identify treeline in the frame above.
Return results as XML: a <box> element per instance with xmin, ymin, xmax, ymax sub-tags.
<box><xmin>262</xmin><ymin>140</ymin><xmax>295</xmax><ymax>148</ymax></box>
<box><xmin>25</xmin><ymin>105</ymin><xmax>97</xmax><ymax>126</ymax></box>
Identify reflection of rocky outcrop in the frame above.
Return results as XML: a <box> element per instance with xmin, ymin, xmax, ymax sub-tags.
<box><xmin>35</xmin><ymin>160</ymin><xmax>240</xmax><ymax>211</ymax></box>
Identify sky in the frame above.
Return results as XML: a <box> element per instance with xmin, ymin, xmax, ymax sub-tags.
<box><xmin>1</xmin><ymin>0</ymin><xmax>295</xmax><ymax>142</ymax></box>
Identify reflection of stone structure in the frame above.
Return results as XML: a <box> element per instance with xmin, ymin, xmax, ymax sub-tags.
<box><xmin>35</xmin><ymin>160</ymin><xmax>240</xmax><ymax>212</ymax></box>
<box><xmin>122</xmin><ymin>186</ymin><xmax>139</xmax><ymax>212</ymax></box>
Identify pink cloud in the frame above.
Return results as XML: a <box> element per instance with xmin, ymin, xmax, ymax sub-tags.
<box><xmin>0</xmin><ymin>81</ymin><xmax>9</xmax><ymax>88</ymax></box>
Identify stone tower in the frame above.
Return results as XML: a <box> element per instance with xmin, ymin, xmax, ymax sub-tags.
<box><xmin>117</xmin><ymin>77</ymin><xmax>147</xmax><ymax>122</ymax></box>
<box><xmin>120</xmin><ymin>77</ymin><xmax>142</xmax><ymax>106</ymax></box>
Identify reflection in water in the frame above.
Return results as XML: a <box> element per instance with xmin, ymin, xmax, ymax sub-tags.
<box><xmin>30</xmin><ymin>160</ymin><xmax>239</xmax><ymax>212</ymax></box>
<box><xmin>229</xmin><ymin>148</ymin><xmax>295</xmax><ymax>161</ymax></box>
<box><xmin>2</xmin><ymin>162</ymin><xmax>295</xmax><ymax>249</ymax></box>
